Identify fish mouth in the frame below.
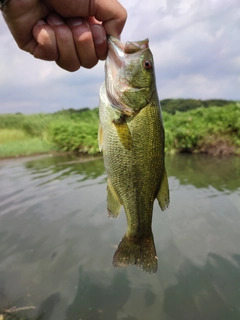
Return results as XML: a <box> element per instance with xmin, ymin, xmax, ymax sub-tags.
<box><xmin>107</xmin><ymin>37</ymin><xmax>125</xmax><ymax>71</ymax></box>
<box><xmin>107</xmin><ymin>36</ymin><xmax>149</xmax><ymax>65</ymax></box>
<box><xmin>106</xmin><ymin>37</ymin><xmax>149</xmax><ymax>116</ymax></box>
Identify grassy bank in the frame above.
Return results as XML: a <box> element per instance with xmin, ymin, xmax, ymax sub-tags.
<box><xmin>0</xmin><ymin>100</ymin><xmax>239</xmax><ymax>158</ymax></box>
<box><xmin>164</xmin><ymin>102</ymin><xmax>240</xmax><ymax>155</ymax></box>
<box><xmin>0</xmin><ymin>108</ymin><xmax>99</xmax><ymax>158</ymax></box>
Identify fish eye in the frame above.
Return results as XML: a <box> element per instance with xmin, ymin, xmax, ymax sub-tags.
<box><xmin>143</xmin><ymin>60</ymin><xmax>152</xmax><ymax>70</ymax></box>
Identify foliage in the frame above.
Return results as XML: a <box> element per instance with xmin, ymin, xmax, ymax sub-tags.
<box><xmin>163</xmin><ymin>103</ymin><xmax>240</xmax><ymax>155</ymax></box>
<box><xmin>47</xmin><ymin>119</ymin><xmax>99</xmax><ymax>154</ymax></box>
<box><xmin>161</xmin><ymin>98</ymin><xmax>234</xmax><ymax>114</ymax></box>
<box><xmin>0</xmin><ymin>108</ymin><xmax>99</xmax><ymax>157</ymax></box>
<box><xmin>0</xmin><ymin>129</ymin><xmax>27</xmax><ymax>144</ymax></box>
<box><xmin>0</xmin><ymin>103</ymin><xmax>240</xmax><ymax>157</ymax></box>
<box><xmin>0</xmin><ymin>137</ymin><xmax>55</xmax><ymax>157</ymax></box>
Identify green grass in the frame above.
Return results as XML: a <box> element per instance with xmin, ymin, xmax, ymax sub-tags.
<box><xmin>47</xmin><ymin>120</ymin><xmax>99</xmax><ymax>154</ymax></box>
<box><xmin>0</xmin><ymin>108</ymin><xmax>99</xmax><ymax>158</ymax></box>
<box><xmin>163</xmin><ymin>103</ymin><xmax>240</xmax><ymax>155</ymax></box>
<box><xmin>0</xmin><ymin>137</ymin><xmax>55</xmax><ymax>157</ymax></box>
<box><xmin>0</xmin><ymin>102</ymin><xmax>239</xmax><ymax>158</ymax></box>
<box><xmin>161</xmin><ymin>98</ymin><xmax>234</xmax><ymax>114</ymax></box>
<box><xmin>0</xmin><ymin>129</ymin><xmax>27</xmax><ymax>144</ymax></box>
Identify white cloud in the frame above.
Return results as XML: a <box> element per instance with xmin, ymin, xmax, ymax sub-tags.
<box><xmin>0</xmin><ymin>0</ymin><xmax>239</xmax><ymax>113</ymax></box>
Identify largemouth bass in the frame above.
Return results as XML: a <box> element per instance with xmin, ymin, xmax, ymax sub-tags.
<box><xmin>98</xmin><ymin>37</ymin><xmax>169</xmax><ymax>274</ymax></box>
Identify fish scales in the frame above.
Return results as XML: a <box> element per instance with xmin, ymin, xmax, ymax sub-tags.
<box><xmin>98</xmin><ymin>37</ymin><xmax>170</xmax><ymax>273</ymax></box>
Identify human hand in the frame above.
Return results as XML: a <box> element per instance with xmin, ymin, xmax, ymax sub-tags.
<box><xmin>1</xmin><ymin>0</ymin><xmax>127</xmax><ymax>71</ymax></box>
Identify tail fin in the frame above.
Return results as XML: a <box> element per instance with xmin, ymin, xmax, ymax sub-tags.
<box><xmin>112</xmin><ymin>233</ymin><xmax>158</xmax><ymax>274</ymax></box>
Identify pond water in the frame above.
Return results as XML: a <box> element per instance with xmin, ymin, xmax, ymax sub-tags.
<box><xmin>0</xmin><ymin>154</ymin><xmax>240</xmax><ymax>320</ymax></box>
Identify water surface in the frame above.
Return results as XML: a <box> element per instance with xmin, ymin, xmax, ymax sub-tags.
<box><xmin>0</xmin><ymin>154</ymin><xmax>240</xmax><ymax>320</ymax></box>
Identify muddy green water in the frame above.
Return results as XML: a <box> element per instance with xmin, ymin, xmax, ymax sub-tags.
<box><xmin>0</xmin><ymin>154</ymin><xmax>240</xmax><ymax>320</ymax></box>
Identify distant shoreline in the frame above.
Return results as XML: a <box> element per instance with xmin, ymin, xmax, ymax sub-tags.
<box><xmin>0</xmin><ymin>151</ymin><xmax>102</xmax><ymax>162</ymax></box>
<box><xmin>1</xmin><ymin>101</ymin><xmax>239</xmax><ymax>159</ymax></box>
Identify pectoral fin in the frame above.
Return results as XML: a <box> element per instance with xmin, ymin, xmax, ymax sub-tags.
<box><xmin>157</xmin><ymin>168</ymin><xmax>170</xmax><ymax>211</ymax></box>
<box><xmin>107</xmin><ymin>179</ymin><xmax>121</xmax><ymax>218</ymax></box>
<box><xmin>114</xmin><ymin>121</ymin><xmax>132</xmax><ymax>150</ymax></box>
<box><xmin>98</xmin><ymin>123</ymin><xmax>103</xmax><ymax>152</ymax></box>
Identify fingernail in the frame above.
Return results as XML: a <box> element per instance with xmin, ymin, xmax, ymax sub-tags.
<box><xmin>68</xmin><ymin>17</ymin><xmax>84</xmax><ymax>26</ymax></box>
<box><xmin>36</xmin><ymin>20</ymin><xmax>46</xmax><ymax>26</ymax></box>
<box><xmin>92</xmin><ymin>25</ymin><xmax>106</xmax><ymax>44</ymax></box>
<box><xmin>48</xmin><ymin>14</ymin><xmax>64</xmax><ymax>26</ymax></box>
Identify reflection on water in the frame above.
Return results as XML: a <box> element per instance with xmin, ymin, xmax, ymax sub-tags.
<box><xmin>0</xmin><ymin>154</ymin><xmax>239</xmax><ymax>320</ymax></box>
<box><xmin>66</xmin><ymin>267</ymin><xmax>132</xmax><ymax>320</ymax></box>
<box><xmin>163</xmin><ymin>253</ymin><xmax>240</xmax><ymax>320</ymax></box>
<box><xmin>167</xmin><ymin>153</ymin><xmax>240</xmax><ymax>191</ymax></box>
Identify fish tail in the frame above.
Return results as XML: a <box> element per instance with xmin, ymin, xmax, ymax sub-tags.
<box><xmin>112</xmin><ymin>233</ymin><xmax>158</xmax><ymax>274</ymax></box>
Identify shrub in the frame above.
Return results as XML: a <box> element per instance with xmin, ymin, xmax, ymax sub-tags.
<box><xmin>47</xmin><ymin>120</ymin><xmax>99</xmax><ymax>154</ymax></box>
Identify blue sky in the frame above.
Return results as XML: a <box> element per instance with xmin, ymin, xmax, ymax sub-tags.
<box><xmin>0</xmin><ymin>0</ymin><xmax>240</xmax><ymax>114</ymax></box>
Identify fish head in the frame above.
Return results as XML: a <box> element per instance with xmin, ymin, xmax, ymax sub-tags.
<box><xmin>105</xmin><ymin>37</ymin><xmax>157</xmax><ymax>116</ymax></box>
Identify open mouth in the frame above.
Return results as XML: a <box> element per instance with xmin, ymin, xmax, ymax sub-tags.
<box><xmin>105</xmin><ymin>37</ymin><xmax>151</xmax><ymax>117</ymax></box>
<box><xmin>107</xmin><ymin>36</ymin><xmax>149</xmax><ymax>67</ymax></box>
